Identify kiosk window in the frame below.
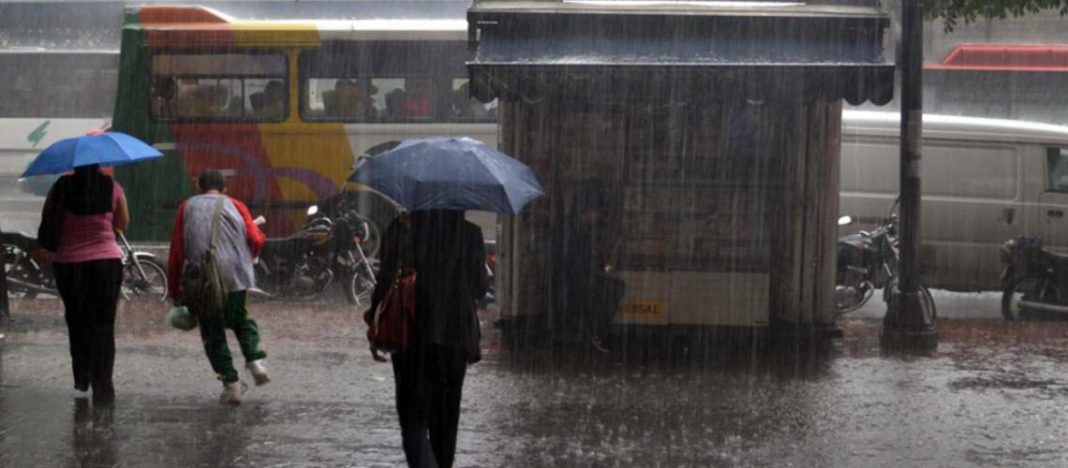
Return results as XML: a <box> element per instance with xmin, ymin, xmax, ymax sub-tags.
<box><xmin>1047</xmin><ymin>148</ymin><xmax>1068</xmax><ymax>193</ymax></box>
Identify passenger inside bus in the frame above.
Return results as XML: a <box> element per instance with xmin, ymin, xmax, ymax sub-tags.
<box><xmin>177</xmin><ymin>82</ymin><xmax>228</xmax><ymax>117</ymax></box>
<box><xmin>249</xmin><ymin>79</ymin><xmax>285</xmax><ymax>119</ymax></box>
<box><xmin>322</xmin><ymin>79</ymin><xmax>374</xmax><ymax>119</ymax></box>
<box><xmin>151</xmin><ymin>77</ymin><xmax>177</xmax><ymax>118</ymax></box>
<box><xmin>384</xmin><ymin>88</ymin><xmax>407</xmax><ymax>120</ymax></box>
<box><xmin>401</xmin><ymin>78</ymin><xmax>433</xmax><ymax>119</ymax></box>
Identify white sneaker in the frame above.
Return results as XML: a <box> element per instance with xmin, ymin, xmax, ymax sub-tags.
<box><xmin>220</xmin><ymin>381</ymin><xmax>242</xmax><ymax>405</ymax></box>
<box><xmin>246</xmin><ymin>359</ymin><xmax>270</xmax><ymax>386</ymax></box>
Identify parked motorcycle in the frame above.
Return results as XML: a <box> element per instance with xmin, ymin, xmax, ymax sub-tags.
<box><xmin>999</xmin><ymin>235</ymin><xmax>1068</xmax><ymax>320</ymax></box>
<box><xmin>835</xmin><ymin>210</ymin><xmax>936</xmax><ymax>318</ymax></box>
<box><xmin>2</xmin><ymin>231</ymin><xmax>55</xmax><ymax>298</ymax></box>
<box><xmin>117</xmin><ymin>232</ymin><xmax>169</xmax><ymax>302</ymax></box>
<box><xmin>2</xmin><ymin>231</ymin><xmax>167</xmax><ymax>301</ymax></box>
<box><xmin>254</xmin><ymin>205</ymin><xmax>378</xmax><ymax>306</ymax></box>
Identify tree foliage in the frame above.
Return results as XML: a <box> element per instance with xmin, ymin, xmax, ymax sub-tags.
<box><xmin>926</xmin><ymin>0</ymin><xmax>1068</xmax><ymax>31</ymax></box>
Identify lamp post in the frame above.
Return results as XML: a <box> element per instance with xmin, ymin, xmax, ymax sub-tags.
<box><xmin>881</xmin><ymin>0</ymin><xmax>937</xmax><ymax>351</ymax></box>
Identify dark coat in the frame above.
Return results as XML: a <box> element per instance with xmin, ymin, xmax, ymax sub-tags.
<box><xmin>368</xmin><ymin>211</ymin><xmax>487</xmax><ymax>362</ymax></box>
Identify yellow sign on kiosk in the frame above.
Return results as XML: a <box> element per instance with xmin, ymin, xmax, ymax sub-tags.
<box><xmin>619</xmin><ymin>300</ymin><xmax>667</xmax><ymax>324</ymax></box>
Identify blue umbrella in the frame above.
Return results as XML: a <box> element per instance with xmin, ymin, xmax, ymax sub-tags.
<box><xmin>350</xmin><ymin>137</ymin><xmax>544</xmax><ymax>214</ymax></box>
<box><xmin>21</xmin><ymin>131</ymin><xmax>163</xmax><ymax>178</ymax></box>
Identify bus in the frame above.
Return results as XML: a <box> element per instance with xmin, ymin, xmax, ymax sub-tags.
<box><xmin>111</xmin><ymin>5</ymin><xmax>497</xmax><ymax>242</ymax></box>
<box><xmin>0</xmin><ymin>49</ymin><xmax>116</xmax><ymax>192</ymax></box>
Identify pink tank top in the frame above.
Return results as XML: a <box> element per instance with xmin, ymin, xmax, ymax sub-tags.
<box><xmin>54</xmin><ymin>182</ymin><xmax>124</xmax><ymax>263</ymax></box>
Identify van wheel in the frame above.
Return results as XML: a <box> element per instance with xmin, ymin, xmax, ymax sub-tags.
<box><xmin>1001</xmin><ymin>278</ymin><xmax>1034</xmax><ymax>321</ymax></box>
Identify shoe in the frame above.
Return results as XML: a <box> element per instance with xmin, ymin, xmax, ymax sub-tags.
<box><xmin>246</xmin><ymin>359</ymin><xmax>270</xmax><ymax>386</ymax></box>
<box><xmin>220</xmin><ymin>381</ymin><xmax>242</xmax><ymax>405</ymax></box>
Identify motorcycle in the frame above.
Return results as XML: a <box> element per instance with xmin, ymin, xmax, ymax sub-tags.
<box><xmin>834</xmin><ymin>209</ymin><xmax>936</xmax><ymax>318</ymax></box>
<box><xmin>254</xmin><ymin>205</ymin><xmax>378</xmax><ymax>306</ymax></box>
<box><xmin>2</xmin><ymin>231</ymin><xmax>167</xmax><ymax>301</ymax></box>
<box><xmin>999</xmin><ymin>235</ymin><xmax>1068</xmax><ymax>320</ymax></box>
<box><xmin>117</xmin><ymin>232</ymin><xmax>169</xmax><ymax>302</ymax></box>
<box><xmin>2</xmin><ymin>231</ymin><xmax>55</xmax><ymax>298</ymax></box>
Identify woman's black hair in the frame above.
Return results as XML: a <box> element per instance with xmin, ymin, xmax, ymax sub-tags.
<box><xmin>60</xmin><ymin>164</ymin><xmax>113</xmax><ymax>215</ymax></box>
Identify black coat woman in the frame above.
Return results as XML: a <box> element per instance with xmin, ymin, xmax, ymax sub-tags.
<box><xmin>367</xmin><ymin>210</ymin><xmax>487</xmax><ymax>468</ymax></box>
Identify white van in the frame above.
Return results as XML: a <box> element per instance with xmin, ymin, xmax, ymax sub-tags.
<box><xmin>839</xmin><ymin>111</ymin><xmax>1068</xmax><ymax>292</ymax></box>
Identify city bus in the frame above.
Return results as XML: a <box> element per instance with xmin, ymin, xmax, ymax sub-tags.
<box><xmin>111</xmin><ymin>5</ymin><xmax>497</xmax><ymax>242</ymax></box>
<box><xmin>0</xmin><ymin>49</ymin><xmax>116</xmax><ymax>191</ymax></box>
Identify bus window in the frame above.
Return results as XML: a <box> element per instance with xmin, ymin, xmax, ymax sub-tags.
<box><xmin>150</xmin><ymin>53</ymin><xmax>286</xmax><ymax>121</ymax></box>
<box><xmin>248</xmin><ymin>79</ymin><xmax>285</xmax><ymax>120</ymax></box>
<box><xmin>372</xmin><ymin>77</ymin><xmax>435</xmax><ymax>121</ymax></box>
<box><xmin>373</xmin><ymin>78</ymin><xmax>403</xmax><ymax>119</ymax></box>
<box><xmin>401</xmin><ymin>77</ymin><xmax>434</xmax><ymax>120</ymax></box>
<box><xmin>304</xmin><ymin>78</ymin><xmax>376</xmax><ymax>120</ymax></box>
<box><xmin>449</xmin><ymin>78</ymin><xmax>497</xmax><ymax>122</ymax></box>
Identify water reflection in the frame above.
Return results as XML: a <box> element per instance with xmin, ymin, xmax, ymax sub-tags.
<box><xmin>70</xmin><ymin>397</ymin><xmax>117</xmax><ymax>468</ymax></box>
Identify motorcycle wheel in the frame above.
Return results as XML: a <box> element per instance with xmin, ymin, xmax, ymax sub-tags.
<box><xmin>835</xmin><ymin>281</ymin><xmax>874</xmax><ymax>316</ymax></box>
<box><xmin>4</xmin><ymin>254</ymin><xmax>42</xmax><ymax>299</ymax></box>
<box><xmin>1001</xmin><ymin>277</ymin><xmax>1036</xmax><ymax>321</ymax></box>
<box><xmin>121</xmin><ymin>257</ymin><xmax>168</xmax><ymax>302</ymax></box>
<box><xmin>345</xmin><ymin>260</ymin><xmax>378</xmax><ymax>308</ymax></box>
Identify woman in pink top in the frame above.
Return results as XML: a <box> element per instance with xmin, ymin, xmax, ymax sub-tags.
<box><xmin>40</xmin><ymin>164</ymin><xmax>128</xmax><ymax>405</ymax></box>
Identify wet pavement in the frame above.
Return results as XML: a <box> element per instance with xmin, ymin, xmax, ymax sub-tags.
<box><xmin>2</xmin><ymin>296</ymin><xmax>1068</xmax><ymax>467</ymax></box>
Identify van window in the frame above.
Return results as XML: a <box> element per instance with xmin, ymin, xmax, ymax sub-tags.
<box><xmin>1046</xmin><ymin>148</ymin><xmax>1068</xmax><ymax>193</ymax></box>
<box><xmin>840</xmin><ymin>141</ymin><xmax>1017</xmax><ymax>199</ymax></box>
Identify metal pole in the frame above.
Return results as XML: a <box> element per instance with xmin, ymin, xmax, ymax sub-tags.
<box><xmin>0</xmin><ymin>221</ymin><xmax>9</xmax><ymax>327</ymax></box>
<box><xmin>881</xmin><ymin>0</ymin><xmax>937</xmax><ymax>351</ymax></box>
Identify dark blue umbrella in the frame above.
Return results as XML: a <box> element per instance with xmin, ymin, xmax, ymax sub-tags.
<box><xmin>350</xmin><ymin>137</ymin><xmax>544</xmax><ymax>214</ymax></box>
<box><xmin>21</xmin><ymin>131</ymin><xmax>163</xmax><ymax>178</ymax></box>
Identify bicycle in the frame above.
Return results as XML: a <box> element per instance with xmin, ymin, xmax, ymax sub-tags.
<box><xmin>117</xmin><ymin>232</ymin><xmax>168</xmax><ymax>302</ymax></box>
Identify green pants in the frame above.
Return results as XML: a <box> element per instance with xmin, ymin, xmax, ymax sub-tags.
<box><xmin>197</xmin><ymin>291</ymin><xmax>266</xmax><ymax>383</ymax></box>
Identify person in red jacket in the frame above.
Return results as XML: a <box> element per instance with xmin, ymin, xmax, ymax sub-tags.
<box><xmin>167</xmin><ymin>170</ymin><xmax>268</xmax><ymax>404</ymax></box>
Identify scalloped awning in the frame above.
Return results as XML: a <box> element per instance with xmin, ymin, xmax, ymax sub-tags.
<box><xmin>467</xmin><ymin>1</ymin><xmax>895</xmax><ymax>106</ymax></box>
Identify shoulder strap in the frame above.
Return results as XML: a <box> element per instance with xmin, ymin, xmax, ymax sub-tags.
<box><xmin>395</xmin><ymin>213</ymin><xmax>413</xmax><ymax>278</ymax></box>
<box><xmin>209</xmin><ymin>195</ymin><xmax>226</xmax><ymax>254</ymax></box>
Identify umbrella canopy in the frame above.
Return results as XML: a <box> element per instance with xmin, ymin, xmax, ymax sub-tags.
<box><xmin>349</xmin><ymin>137</ymin><xmax>544</xmax><ymax>214</ymax></box>
<box><xmin>21</xmin><ymin>131</ymin><xmax>163</xmax><ymax>178</ymax></box>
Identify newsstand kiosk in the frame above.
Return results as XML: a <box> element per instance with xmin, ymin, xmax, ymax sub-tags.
<box><xmin>467</xmin><ymin>1</ymin><xmax>894</xmax><ymax>348</ymax></box>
